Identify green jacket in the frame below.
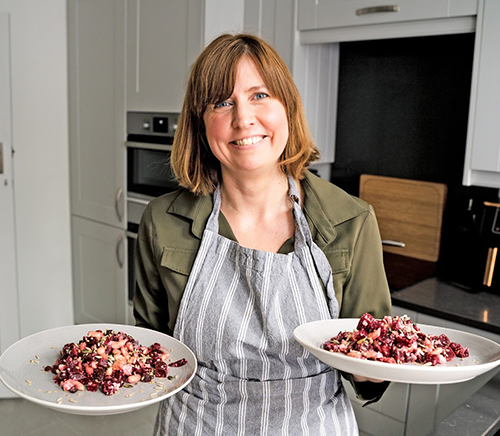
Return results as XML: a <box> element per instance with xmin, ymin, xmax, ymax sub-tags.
<box><xmin>133</xmin><ymin>170</ymin><xmax>391</xmax><ymax>335</ymax></box>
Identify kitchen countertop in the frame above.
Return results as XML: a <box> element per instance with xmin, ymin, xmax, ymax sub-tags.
<box><xmin>390</xmin><ymin>276</ymin><xmax>500</xmax><ymax>435</ymax></box>
<box><xmin>391</xmin><ymin>277</ymin><xmax>500</xmax><ymax>335</ymax></box>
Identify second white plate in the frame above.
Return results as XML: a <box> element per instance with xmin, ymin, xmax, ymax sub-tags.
<box><xmin>0</xmin><ymin>324</ymin><xmax>197</xmax><ymax>415</ymax></box>
<box><xmin>293</xmin><ymin>318</ymin><xmax>500</xmax><ymax>384</ymax></box>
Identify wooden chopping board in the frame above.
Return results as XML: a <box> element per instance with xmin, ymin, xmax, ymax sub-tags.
<box><xmin>359</xmin><ymin>175</ymin><xmax>447</xmax><ymax>262</ymax></box>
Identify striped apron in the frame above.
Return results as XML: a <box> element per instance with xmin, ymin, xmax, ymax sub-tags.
<box><xmin>154</xmin><ymin>177</ymin><xmax>357</xmax><ymax>435</ymax></box>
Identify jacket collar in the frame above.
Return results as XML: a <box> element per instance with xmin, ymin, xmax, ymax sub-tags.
<box><xmin>166</xmin><ymin>170</ymin><xmax>363</xmax><ymax>247</ymax></box>
<box><xmin>167</xmin><ymin>189</ymin><xmax>213</xmax><ymax>239</ymax></box>
<box><xmin>301</xmin><ymin>171</ymin><xmax>337</xmax><ymax>248</ymax></box>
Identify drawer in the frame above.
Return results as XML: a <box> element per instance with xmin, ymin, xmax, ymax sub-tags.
<box><xmin>298</xmin><ymin>0</ymin><xmax>478</xmax><ymax>31</ymax></box>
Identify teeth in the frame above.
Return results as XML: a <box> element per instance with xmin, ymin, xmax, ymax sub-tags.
<box><xmin>234</xmin><ymin>136</ymin><xmax>262</xmax><ymax>146</ymax></box>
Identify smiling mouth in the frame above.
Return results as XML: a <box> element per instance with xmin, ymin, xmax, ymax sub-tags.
<box><xmin>233</xmin><ymin>136</ymin><xmax>265</xmax><ymax>146</ymax></box>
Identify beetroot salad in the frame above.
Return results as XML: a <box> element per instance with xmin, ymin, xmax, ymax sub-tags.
<box><xmin>323</xmin><ymin>313</ymin><xmax>470</xmax><ymax>366</ymax></box>
<box><xmin>45</xmin><ymin>329</ymin><xmax>187</xmax><ymax>396</ymax></box>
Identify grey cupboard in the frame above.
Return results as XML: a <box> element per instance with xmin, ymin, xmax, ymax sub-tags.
<box><xmin>68</xmin><ymin>0</ymin><xmax>128</xmax><ymax>324</ymax></box>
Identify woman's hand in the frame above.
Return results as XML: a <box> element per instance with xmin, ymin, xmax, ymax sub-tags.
<box><xmin>352</xmin><ymin>374</ymin><xmax>385</xmax><ymax>383</ymax></box>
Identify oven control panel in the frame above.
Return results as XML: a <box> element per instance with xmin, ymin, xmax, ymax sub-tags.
<box><xmin>127</xmin><ymin>111</ymin><xmax>179</xmax><ymax>142</ymax></box>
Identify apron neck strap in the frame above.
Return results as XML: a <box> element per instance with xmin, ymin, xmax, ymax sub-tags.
<box><xmin>288</xmin><ymin>175</ymin><xmax>312</xmax><ymax>249</ymax></box>
<box><xmin>205</xmin><ymin>184</ymin><xmax>222</xmax><ymax>233</ymax></box>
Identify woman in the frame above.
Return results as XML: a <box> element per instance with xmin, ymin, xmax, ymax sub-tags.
<box><xmin>134</xmin><ymin>33</ymin><xmax>391</xmax><ymax>435</ymax></box>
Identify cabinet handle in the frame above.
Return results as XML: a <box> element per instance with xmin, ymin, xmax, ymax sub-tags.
<box><xmin>115</xmin><ymin>187</ymin><xmax>124</xmax><ymax>222</ymax></box>
<box><xmin>116</xmin><ymin>234</ymin><xmax>124</xmax><ymax>269</ymax></box>
<box><xmin>382</xmin><ymin>239</ymin><xmax>405</xmax><ymax>248</ymax></box>
<box><xmin>356</xmin><ymin>5</ymin><xmax>400</xmax><ymax>15</ymax></box>
<box><xmin>0</xmin><ymin>143</ymin><xmax>4</xmax><ymax>174</ymax></box>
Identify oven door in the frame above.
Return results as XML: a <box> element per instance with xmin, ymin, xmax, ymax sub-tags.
<box><xmin>127</xmin><ymin>142</ymin><xmax>179</xmax><ymax>197</ymax></box>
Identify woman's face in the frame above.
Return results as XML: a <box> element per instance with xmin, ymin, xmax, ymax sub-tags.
<box><xmin>203</xmin><ymin>56</ymin><xmax>289</xmax><ymax>178</ymax></box>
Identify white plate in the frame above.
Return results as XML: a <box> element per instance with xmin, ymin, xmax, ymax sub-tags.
<box><xmin>293</xmin><ymin>319</ymin><xmax>500</xmax><ymax>384</ymax></box>
<box><xmin>0</xmin><ymin>324</ymin><xmax>197</xmax><ymax>415</ymax></box>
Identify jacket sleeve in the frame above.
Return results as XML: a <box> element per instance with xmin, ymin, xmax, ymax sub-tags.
<box><xmin>132</xmin><ymin>204</ymin><xmax>171</xmax><ymax>335</ymax></box>
<box><xmin>339</xmin><ymin>205</ymin><xmax>391</xmax><ymax>320</ymax></box>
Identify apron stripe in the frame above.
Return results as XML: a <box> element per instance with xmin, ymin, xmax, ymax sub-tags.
<box><xmin>330</xmin><ymin>395</ymin><xmax>342</xmax><ymax>434</ymax></box>
<box><xmin>275</xmin><ymin>273</ymin><xmax>292</xmax><ymax>434</ymax></box>
<box><xmin>260</xmin><ymin>381</ymin><xmax>270</xmax><ymax>436</ymax></box>
<box><xmin>340</xmin><ymin>385</ymin><xmax>355</xmax><ymax>435</ymax></box>
<box><xmin>282</xmin><ymin>379</ymin><xmax>293</xmax><ymax>435</ymax></box>
<box><xmin>316</xmin><ymin>373</ymin><xmax>327</xmax><ymax>436</ymax></box>
<box><xmin>177</xmin><ymin>230</ymin><xmax>214</xmax><ymax>339</ymax></box>
<box><xmin>215</xmin><ymin>269</ymin><xmax>240</xmax><ymax>362</ymax></box>
<box><xmin>178</xmin><ymin>391</ymin><xmax>190</xmax><ymax>435</ymax></box>
<box><xmin>213</xmin><ymin>266</ymin><xmax>240</xmax><ymax>436</ymax></box>
<box><xmin>163</xmin><ymin>396</ymin><xmax>175</xmax><ymax>435</ymax></box>
<box><xmin>237</xmin><ymin>254</ymin><xmax>256</xmax><ymax>436</ymax></box>
<box><xmin>301</xmin><ymin>246</ymin><xmax>331</xmax><ymax>321</ymax></box>
<box><xmin>258</xmin><ymin>253</ymin><xmax>273</xmax><ymax>381</ymax></box>
<box><xmin>195</xmin><ymin>367</ymin><xmax>209</xmax><ymax>436</ymax></box>
<box><xmin>195</xmin><ymin>237</ymin><xmax>231</xmax><ymax>357</ymax></box>
<box><xmin>216</xmin><ymin>381</ymin><xmax>228</xmax><ymax>435</ymax></box>
<box><xmin>301</xmin><ymin>376</ymin><xmax>312</xmax><ymax>436</ymax></box>
<box><xmin>259</xmin><ymin>253</ymin><xmax>273</xmax><ymax>436</ymax></box>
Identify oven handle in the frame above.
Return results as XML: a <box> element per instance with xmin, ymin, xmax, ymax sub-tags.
<box><xmin>126</xmin><ymin>141</ymin><xmax>173</xmax><ymax>151</ymax></box>
<box><xmin>126</xmin><ymin>230</ymin><xmax>138</xmax><ymax>240</ymax></box>
<box><xmin>127</xmin><ymin>196</ymin><xmax>151</xmax><ymax>207</ymax></box>
<box><xmin>115</xmin><ymin>187</ymin><xmax>124</xmax><ymax>222</ymax></box>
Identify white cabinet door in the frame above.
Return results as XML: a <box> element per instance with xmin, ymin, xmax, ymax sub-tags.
<box><xmin>68</xmin><ymin>0</ymin><xmax>126</xmax><ymax>228</ymax></box>
<box><xmin>72</xmin><ymin>216</ymin><xmax>128</xmax><ymax>324</ymax></box>
<box><xmin>126</xmin><ymin>0</ymin><xmax>201</xmax><ymax>113</ymax></box>
<box><xmin>298</xmin><ymin>0</ymin><xmax>477</xmax><ymax>31</ymax></box>
<box><xmin>0</xmin><ymin>12</ymin><xmax>19</xmax><ymax>399</ymax></box>
<box><xmin>463</xmin><ymin>0</ymin><xmax>500</xmax><ymax>188</ymax></box>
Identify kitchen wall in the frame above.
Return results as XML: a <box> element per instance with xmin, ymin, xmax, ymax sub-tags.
<box><xmin>0</xmin><ymin>0</ymin><xmax>73</xmax><ymax>341</ymax></box>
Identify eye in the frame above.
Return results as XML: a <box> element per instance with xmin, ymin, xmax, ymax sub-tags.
<box><xmin>254</xmin><ymin>92</ymin><xmax>269</xmax><ymax>100</ymax></box>
<box><xmin>214</xmin><ymin>100</ymin><xmax>231</xmax><ymax>108</ymax></box>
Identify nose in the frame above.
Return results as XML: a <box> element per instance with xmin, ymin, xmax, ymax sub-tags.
<box><xmin>232</xmin><ymin>102</ymin><xmax>255</xmax><ymax>129</ymax></box>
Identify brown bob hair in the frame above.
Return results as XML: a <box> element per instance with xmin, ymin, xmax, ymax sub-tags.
<box><xmin>171</xmin><ymin>33</ymin><xmax>320</xmax><ymax>196</ymax></box>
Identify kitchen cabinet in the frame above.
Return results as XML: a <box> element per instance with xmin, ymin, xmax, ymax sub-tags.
<box><xmin>72</xmin><ymin>216</ymin><xmax>128</xmax><ymax>324</ymax></box>
<box><xmin>298</xmin><ymin>0</ymin><xmax>477</xmax><ymax>44</ymax></box>
<box><xmin>126</xmin><ymin>0</ymin><xmax>248</xmax><ymax>113</ymax></box>
<box><xmin>244</xmin><ymin>0</ymin><xmax>295</xmax><ymax>71</ymax></box>
<box><xmin>0</xmin><ymin>0</ymin><xmax>73</xmax><ymax>397</ymax></box>
<box><xmin>462</xmin><ymin>0</ymin><xmax>500</xmax><ymax>189</ymax></box>
<box><xmin>298</xmin><ymin>0</ymin><xmax>478</xmax><ymax>32</ymax></box>
<box><xmin>68</xmin><ymin>0</ymin><xmax>126</xmax><ymax>228</ymax></box>
<box><xmin>126</xmin><ymin>0</ymin><xmax>201</xmax><ymax>112</ymax></box>
<box><xmin>68</xmin><ymin>0</ymin><xmax>128</xmax><ymax>324</ymax></box>
<box><xmin>344</xmin><ymin>306</ymin><xmax>500</xmax><ymax>436</ymax></box>
<box><xmin>0</xmin><ymin>11</ymin><xmax>19</xmax><ymax>399</ymax></box>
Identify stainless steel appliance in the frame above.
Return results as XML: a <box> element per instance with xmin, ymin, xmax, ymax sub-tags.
<box><xmin>126</xmin><ymin>111</ymin><xmax>180</xmax><ymax>308</ymax></box>
<box><xmin>127</xmin><ymin>111</ymin><xmax>180</xmax><ymax>198</ymax></box>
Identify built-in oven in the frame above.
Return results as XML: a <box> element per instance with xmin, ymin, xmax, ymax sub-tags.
<box><xmin>126</xmin><ymin>111</ymin><xmax>180</xmax><ymax>319</ymax></box>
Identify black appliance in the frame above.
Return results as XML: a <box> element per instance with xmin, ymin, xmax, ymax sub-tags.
<box><xmin>477</xmin><ymin>202</ymin><xmax>500</xmax><ymax>293</ymax></box>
